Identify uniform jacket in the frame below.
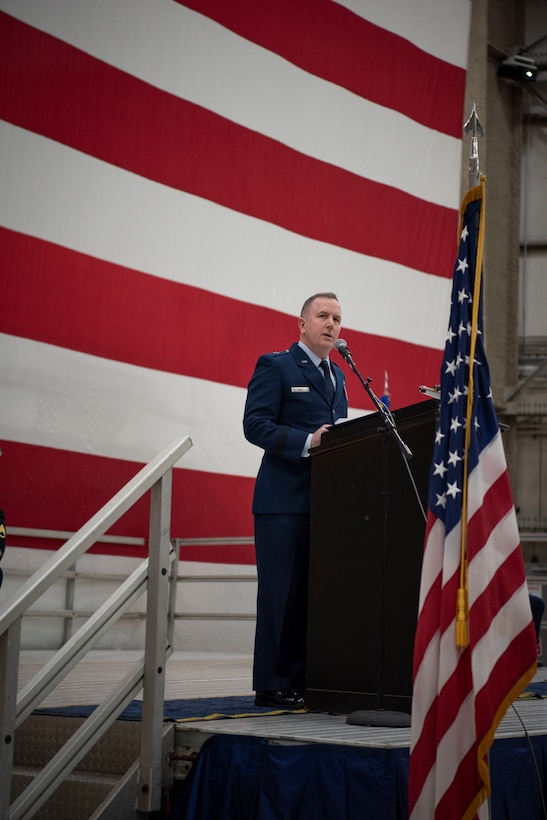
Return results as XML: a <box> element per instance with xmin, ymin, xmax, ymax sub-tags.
<box><xmin>243</xmin><ymin>342</ymin><xmax>348</xmax><ymax>514</ymax></box>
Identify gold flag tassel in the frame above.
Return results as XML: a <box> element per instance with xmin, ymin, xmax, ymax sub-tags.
<box><xmin>456</xmin><ymin>176</ymin><xmax>486</xmax><ymax>649</ymax></box>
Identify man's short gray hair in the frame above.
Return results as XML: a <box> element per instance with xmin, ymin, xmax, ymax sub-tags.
<box><xmin>300</xmin><ymin>292</ymin><xmax>339</xmax><ymax>317</ymax></box>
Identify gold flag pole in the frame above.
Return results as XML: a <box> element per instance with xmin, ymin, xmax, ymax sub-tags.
<box><xmin>455</xmin><ymin>105</ymin><xmax>486</xmax><ymax>648</ymax></box>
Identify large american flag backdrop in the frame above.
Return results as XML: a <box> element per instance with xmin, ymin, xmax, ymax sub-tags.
<box><xmin>408</xmin><ymin>182</ymin><xmax>537</xmax><ymax>818</ymax></box>
<box><xmin>0</xmin><ymin>0</ymin><xmax>471</xmax><ymax>562</ymax></box>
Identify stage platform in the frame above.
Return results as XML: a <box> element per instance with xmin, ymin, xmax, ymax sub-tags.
<box><xmin>16</xmin><ymin>651</ymin><xmax>547</xmax><ymax>819</ymax></box>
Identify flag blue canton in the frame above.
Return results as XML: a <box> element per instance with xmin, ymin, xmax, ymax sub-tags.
<box><xmin>429</xmin><ymin>192</ymin><xmax>499</xmax><ymax>535</ymax></box>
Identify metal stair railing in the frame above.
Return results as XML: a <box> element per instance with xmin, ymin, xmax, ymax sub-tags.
<box><xmin>0</xmin><ymin>434</ymin><xmax>193</xmax><ymax>820</ymax></box>
<box><xmin>3</xmin><ymin>533</ymin><xmax>257</xmax><ymax>636</ymax></box>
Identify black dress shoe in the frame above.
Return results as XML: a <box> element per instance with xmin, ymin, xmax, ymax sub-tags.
<box><xmin>254</xmin><ymin>687</ymin><xmax>305</xmax><ymax>708</ymax></box>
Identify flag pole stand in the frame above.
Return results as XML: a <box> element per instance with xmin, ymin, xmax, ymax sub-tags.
<box><xmin>340</xmin><ymin>355</ymin><xmax>414</xmax><ymax>728</ymax></box>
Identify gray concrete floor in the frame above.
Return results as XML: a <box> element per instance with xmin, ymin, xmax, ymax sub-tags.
<box><xmin>18</xmin><ymin>650</ymin><xmax>254</xmax><ymax>707</ymax></box>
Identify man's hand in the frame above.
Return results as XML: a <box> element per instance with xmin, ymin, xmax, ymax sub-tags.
<box><xmin>310</xmin><ymin>424</ymin><xmax>332</xmax><ymax>449</ymax></box>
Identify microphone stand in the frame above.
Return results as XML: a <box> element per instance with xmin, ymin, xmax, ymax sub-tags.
<box><xmin>338</xmin><ymin>347</ymin><xmax>413</xmax><ymax>728</ymax></box>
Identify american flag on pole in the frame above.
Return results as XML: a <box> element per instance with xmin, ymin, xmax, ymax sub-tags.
<box><xmin>0</xmin><ymin>0</ymin><xmax>470</xmax><ymax>562</ymax></box>
<box><xmin>408</xmin><ymin>179</ymin><xmax>538</xmax><ymax>819</ymax></box>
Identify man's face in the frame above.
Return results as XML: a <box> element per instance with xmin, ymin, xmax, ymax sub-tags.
<box><xmin>298</xmin><ymin>297</ymin><xmax>342</xmax><ymax>358</ymax></box>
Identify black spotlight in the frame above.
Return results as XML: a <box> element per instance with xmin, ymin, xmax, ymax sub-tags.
<box><xmin>497</xmin><ymin>54</ymin><xmax>538</xmax><ymax>84</ymax></box>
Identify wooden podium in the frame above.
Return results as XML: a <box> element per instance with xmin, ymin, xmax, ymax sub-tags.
<box><xmin>305</xmin><ymin>398</ymin><xmax>438</xmax><ymax>714</ymax></box>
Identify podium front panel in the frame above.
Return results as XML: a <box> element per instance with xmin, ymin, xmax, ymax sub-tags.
<box><xmin>306</xmin><ymin>399</ymin><xmax>437</xmax><ymax>714</ymax></box>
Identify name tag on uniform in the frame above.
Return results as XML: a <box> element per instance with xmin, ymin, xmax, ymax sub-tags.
<box><xmin>291</xmin><ymin>386</ymin><xmax>309</xmax><ymax>393</ymax></box>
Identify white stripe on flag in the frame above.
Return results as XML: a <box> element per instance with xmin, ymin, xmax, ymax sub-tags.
<box><xmin>2</xmin><ymin>0</ymin><xmax>462</xmax><ymax>208</ymax></box>
<box><xmin>0</xmin><ymin>333</ymin><xmax>367</xmax><ymax>473</ymax></box>
<box><xmin>0</xmin><ymin>121</ymin><xmax>452</xmax><ymax>350</ymax></box>
<box><xmin>335</xmin><ymin>0</ymin><xmax>471</xmax><ymax>67</ymax></box>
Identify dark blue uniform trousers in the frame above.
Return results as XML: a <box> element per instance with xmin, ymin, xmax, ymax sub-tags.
<box><xmin>253</xmin><ymin>513</ymin><xmax>310</xmax><ymax>693</ymax></box>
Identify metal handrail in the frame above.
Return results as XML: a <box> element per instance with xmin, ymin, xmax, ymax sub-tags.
<box><xmin>0</xmin><ymin>434</ymin><xmax>192</xmax><ymax>820</ymax></box>
<box><xmin>1</xmin><ymin>533</ymin><xmax>258</xmax><ymax>639</ymax></box>
<box><xmin>8</xmin><ymin>529</ymin><xmax>254</xmax><ymax>546</ymax></box>
<box><xmin>7</xmin><ymin>527</ymin><xmax>146</xmax><ymax>546</ymax></box>
<box><xmin>0</xmin><ymin>436</ymin><xmax>191</xmax><ymax>630</ymax></box>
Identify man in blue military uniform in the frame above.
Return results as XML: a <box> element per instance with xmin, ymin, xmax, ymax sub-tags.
<box><xmin>243</xmin><ymin>292</ymin><xmax>348</xmax><ymax>707</ymax></box>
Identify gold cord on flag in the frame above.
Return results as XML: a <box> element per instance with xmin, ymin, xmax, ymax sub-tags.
<box><xmin>456</xmin><ymin>176</ymin><xmax>486</xmax><ymax>649</ymax></box>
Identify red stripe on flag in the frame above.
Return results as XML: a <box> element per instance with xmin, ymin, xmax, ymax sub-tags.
<box><xmin>410</xmin><ymin>518</ymin><xmax>443</xmax><ymax>675</ymax></box>
<box><xmin>470</xmin><ymin>550</ymin><xmax>530</xmax><ymax>647</ymax></box>
<box><xmin>0</xmin><ymin>227</ymin><xmax>443</xmax><ymax>409</ymax></box>
<box><xmin>410</xmin><ymin>536</ymin><xmax>530</xmax><ymax>813</ymax></box>
<box><xmin>411</xmin><ymin>519</ymin><xmax>464</xmax><ymax>676</ymax></box>
<box><xmin>434</xmin><ymin>744</ymin><xmax>484</xmax><ymax>820</ymax></box>
<box><xmin>410</xmin><ymin>516</ymin><xmax>536</xmax><ymax>818</ymax></box>
<box><xmin>177</xmin><ymin>0</ymin><xmax>466</xmax><ymax>137</ymax></box>
<box><xmin>473</xmin><ymin>626</ymin><xmax>538</xmax><ymax>739</ymax></box>
<box><xmin>0</xmin><ymin>440</ymin><xmax>256</xmax><ymax>562</ymax></box>
<box><xmin>434</xmin><ymin>623</ymin><xmax>539</xmax><ymax>818</ymax></box>
<box><xmin>0</xmin><ymin>12</ymin><xmax>457</xmax><ymax>278</ymax></box>
<box><xmin>409</xmin><ymin>651</ymin><xmax>474</xmax><ymax>814</ymax></box>
<box><xmin>466</xmin><ymin>470</ymin><xmax>514</xmax><ymax>561</ymax></box>
<box><xmin>409</xmin><ymin>612</ymin><xmax>473</xmax><ymax>792</ymax></box>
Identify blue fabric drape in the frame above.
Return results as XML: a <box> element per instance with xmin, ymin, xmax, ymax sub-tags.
<box><xmin>172</xmin><ymin>734</ymin><xmax>409</xmax><ymax>819</ymax></box>
<box><xmin>166</xmin><ymin>732</ymin><xmax>547</xmax><ymax>820</ymax></box>
<box><xmin>489</xmin><ymin>736</ymin><xmax>547</xmax><ymax>818</ymax></box>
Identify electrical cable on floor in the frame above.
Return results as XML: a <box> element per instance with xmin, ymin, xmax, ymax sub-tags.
<box><xmin>510</xmin><ymin>701</ymin><xmax>547</xmax><ymax>819</ymax></box>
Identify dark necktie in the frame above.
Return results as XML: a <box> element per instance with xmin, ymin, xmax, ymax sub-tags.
<box><xmin>319</xmin><ymin>360</ymin><xmax>335</xmax><ymax>404</ymax></box>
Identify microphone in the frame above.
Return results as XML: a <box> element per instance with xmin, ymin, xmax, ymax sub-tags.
<box><xmin>334</xmin><ymin>338</ymin><xmax>355</xmax><ymax>366</ymax></box>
